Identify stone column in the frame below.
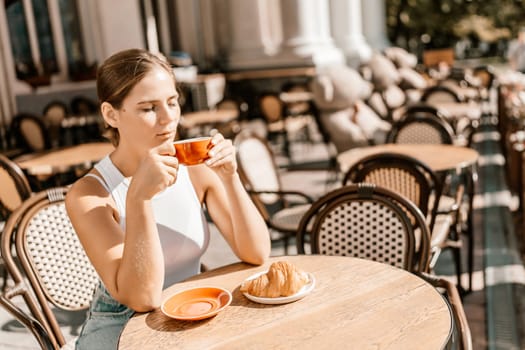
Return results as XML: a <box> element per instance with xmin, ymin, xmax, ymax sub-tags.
<box><xmin>94</xmin><ymin>0</ymin><xmax>144</xmax><ymax>57</ymax></box>
<box><xmin>330</xmin><ymin>0</ymin><xmax>372</xmax><ymax>68</ymax></box>
<box><xmin>361</xmin><ymin>0</ymin><xmax>391</xmax><ymax>50</ymax></box>
<box><xmin>0</xmin><ymin>3</ymin><xmax>18</xmax><ymax>136</ymax></box>
<box><xmin>278</xmin><ymin>0</ymin><xmax>344</xmax><ymax>67</ymax></box>
<box><xmin>217</xmin><ymin>0</ymin><xmax>284</xmax><ymax>70</ymax></box>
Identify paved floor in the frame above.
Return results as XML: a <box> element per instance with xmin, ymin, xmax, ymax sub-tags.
<box><xmin>0</xmin><ymin>137</ymin><xmax>500</xmax><ymax>349</ymax></box>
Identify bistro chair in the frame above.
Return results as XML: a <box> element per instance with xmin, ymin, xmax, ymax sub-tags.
<box><xmin>10</xmin><ymin>113</ymin><xmax>51</xmax><ymax>154</ymax></box>
<box><xmin>0</xmin><ymin>154</ymin><xmax>33</xmax><ymax>291</ymax></box>
<box><xmin>421</xmin><ymin>85</ymin><xmax>464</xmax><ymax>104</ymax></box>
<box><xmin>213</xmin><ymin>97</ymin><xmax>245</xmax><ymax>138</ymax></box>
<box><xmin>234</xmin><ymin>130</ymin><xmax>314</xmax><ymax>254</ymax></box>
<box><xmin>0</xmin><ymin>187</ymin><xmax>98</xmax><ymax>349</ymax></box>
<box><xmin>417</xmin><ymin>272</ymin><xmax>473</xmax><ymax>350</ymax></box>
<box><xmin>0</xmin><ymin>154</ymin><xmax>32</xmax><ymax>223</ymax></box>
<box><xmin>43</xmin><ymin>101</ymin><xmax>69</xmax><ymax>148</ymax></box>
<box><xmin>257</xmin><ymin>92</ymin><xmax>290</xmax><ymax>157</ymax></box>
<box><xmin>397</xmin><ymin>103</ymin><xmax>450</xmax><ymax>122</ymax></box>
<box><xmin>280</xmin><ymin>82</ymin><xmax>317</xmax><ymax>133</ymax></box>
<box><xmin>257</xmin><ymin>92</ymin><xmax>312</xmax><ymax>159</ymax></box>
<box><xmin>386</xmin><ymin>111</ymin><xmax>455</xmax><ymax>145</ymax></box>
<box><xmin>296</xmin><ymin>183</ymin><xmax>431</xmax><ymax>272</ymax></box>
<box><xmin>342</xmin><ymin>152</ymin><xmax>462</xmax><ymax>284</ymax></box>
<box><xmin>387</xmin><ymin>112</ymin><xmax>475</xmax><ymax>292</ymax></box>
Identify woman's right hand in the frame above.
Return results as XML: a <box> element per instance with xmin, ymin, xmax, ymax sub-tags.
<box><xmin>129</xmin><ymin>150</ymin><xmax>179</xmax><ymax>200</ymax></box>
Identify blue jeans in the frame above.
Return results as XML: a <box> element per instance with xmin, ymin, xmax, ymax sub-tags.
<box><xmin>76</xmin><ymin>282</ymin><xmax>134</xmax><ymax>350</ymax></box>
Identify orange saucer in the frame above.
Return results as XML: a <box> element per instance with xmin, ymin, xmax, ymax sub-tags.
<box><xmin>161</xmin><ymin>286</ymin><xmax>232</xmax><ymax>321</ymax></box>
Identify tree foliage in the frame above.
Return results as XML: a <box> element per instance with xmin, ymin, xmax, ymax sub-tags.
<box><xmin>386</xmin><ymin>0</ymin><xmax>525</xmax><ymax>57</ymax></box>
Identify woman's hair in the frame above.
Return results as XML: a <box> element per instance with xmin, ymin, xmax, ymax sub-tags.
<box><xmin>96</xmin><ymin>48</ymin><xmax>175</xmax><ymax>145</ymax></box>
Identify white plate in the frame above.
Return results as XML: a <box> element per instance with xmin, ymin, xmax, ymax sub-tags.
<box><xmin>241</xmin><ymin>271</ymin><xmax>316</xmax><ymax>305</ymax></box>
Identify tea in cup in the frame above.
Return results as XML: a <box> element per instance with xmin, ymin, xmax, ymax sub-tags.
<box><xmin>173</xmin><ymin>136</ymin><xmax>212</xmax><ymax>166</ymax></box>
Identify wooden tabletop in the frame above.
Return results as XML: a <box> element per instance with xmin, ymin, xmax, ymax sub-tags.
<box><xmin>118</xmin><ymin>255</ymin><xmax>452</xmax><ymax>350</ymax></box>
<box><xmin>16</xmin><ymin>142</ymin><xmax>113</xmax><ymax>176</ymax></box>
<box><xmin>225</xmin><ymin>67</ymin><xmax>316</xmax><ymax>81</ymax></box>
<box><xmin>181</xmin><ymin>109</ymin><xmax>238</xmax><ymax>129</ymax></box>
<box><xmin>430</xmin><ymin>101</ymin><xmax>482</xmax><ymax>120</ymax></box>
<box><xmin>337</xmin><ymin>143</ymin><xmax>479</xmax><ymax>174</ymax></box>
<box><xmin>279</xmin><ymin>91</ymin><xmax>313</xmax><ymax>104</ymax></box>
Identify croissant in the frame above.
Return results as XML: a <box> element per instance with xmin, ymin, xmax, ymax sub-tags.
<box><xmin>241</xmin><ymin>261</ymin><xmax>310</xmax><ymax>298</ymax></box>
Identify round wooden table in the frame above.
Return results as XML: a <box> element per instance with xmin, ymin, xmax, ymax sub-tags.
<box><xmin>16</xmin><ymin>142</ymin><xmax>114</xmax><ymax>176</ymax></box>
<box><xmin>118</xmin><ymin>255</ymin><xmax>453</xmax><ymax>350</ymax></box>
<box><xmin>181</xmin><ymin>109</ymin><xmax>238</xmax><ymax>130</ymax></box>
<box><xmin>430</xmin><ymin>101</ymin><xmax>482</xmax><ymax>121</ymax></box>
<box><xmin>337</xmin><ymin>143</ymin><xmax>479</xmax><ymax>174</ymax></box>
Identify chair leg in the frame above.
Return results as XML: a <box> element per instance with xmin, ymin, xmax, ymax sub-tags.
<box><xmin>466</xmin><ymin>212</ymin><xmax>474</xmax><ymax>293</ymax></box>
<box><xmin>448</xmin><ymin>221</ymin><xmax>465</xmax><ymax>295</ymax></box>
<box><xmin>1</xmin><ymin>263</ymin><xmax>6</xmax><ymax>293</ymax></box>
<box><xmin>452</xmin><ymin>246</ymin><xmax>463</xmax><ymax>294</ymax></box>
<box><xmin>283</xmin><ymin>236</ymin><xmax>289</xmax><ymax>255</ymax></box>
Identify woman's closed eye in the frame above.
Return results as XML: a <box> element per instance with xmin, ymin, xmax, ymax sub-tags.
<box><xmin>140</xmin><ymin>100</ymin><xmax>178</xmax><ymax>113</ymax></box>
<box><xmin>168</xmin><ymin>98</ymin><xmax>179</xmax><ymax>109</ymax></box>
<box><xmin>139</xmin><ymin>103</ymin><xmax>157</xmax><ymax>113</ymax></box>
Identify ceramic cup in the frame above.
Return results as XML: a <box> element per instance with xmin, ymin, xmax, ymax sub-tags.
<box><xmin>173</xmin><ymin>136</ymin><xmax>212</xmax><ymax>166</ymax></box>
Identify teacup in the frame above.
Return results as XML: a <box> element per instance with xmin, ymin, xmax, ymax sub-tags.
<box><xmin>173</xmin><ymin>136</ymin><xmax>212</xmax><ymax>166</ymax></box>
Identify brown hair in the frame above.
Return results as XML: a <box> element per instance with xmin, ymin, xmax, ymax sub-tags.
<box><xmin>96</xmin><ymin>48</ymin><xmax>175</xmax><ymax>145</ymax></box>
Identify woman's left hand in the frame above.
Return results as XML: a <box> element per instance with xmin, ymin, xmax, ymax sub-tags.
<box><xmin>205</xmin><ymin>130</ymin><xmax>237</xmax><ymax>177</ymax></box>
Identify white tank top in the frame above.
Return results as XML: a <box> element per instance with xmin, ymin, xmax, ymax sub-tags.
<box><xmin>86</xmin><ymin>155</ymin><xmax>210</xmax><ymax>287</ymax></box>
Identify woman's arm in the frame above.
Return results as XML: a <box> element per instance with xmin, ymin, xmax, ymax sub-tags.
<box><xmin>66</xmin><ymin>152</ymin><xmax>179</xmax><ymax>311</ymax></box>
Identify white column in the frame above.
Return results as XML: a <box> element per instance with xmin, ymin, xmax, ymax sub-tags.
<box><xmin>93</xmin><ymin>0</ymin><xmax>145</xmax><ymax>58</ymax></box>
<box><xmin>278</xmin><ymin>0</ymin><xmax>344</xmax><ymax>67</ymax></box>
<box><xmin>330</xmin><ymin>0</ymin><xmax>372</xmax><ymax>68</ymax></box>
<box><xmin>0</xmin><ymin>2</ymin><xmax>18</xmax><ymax>147</ymax></box>
<box><xmin>217</xmin><ymin>0</ymin><xmax>284</xmax><ymax>70</ymax></box>
<box><xmin>47</xmin><ymin>0</ymin><xmax>69</xmax><ymax>82</ymax></box>
<box><xmin>361</xmin><ymin>0</ymin><xmax>390</xmax><ymax>50</ymax></box>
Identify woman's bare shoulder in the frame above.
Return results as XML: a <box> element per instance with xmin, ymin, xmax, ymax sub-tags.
<box><xmin>66</xmin><ymin>170</ymin><xmax>112</xmax><ymax>209</ymax></box>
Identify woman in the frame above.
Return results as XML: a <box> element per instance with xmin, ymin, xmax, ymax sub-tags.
<box><xmin>65</xmin><ymin>48</ymin><xmax>271</xmax><ymax>349</ymax></box>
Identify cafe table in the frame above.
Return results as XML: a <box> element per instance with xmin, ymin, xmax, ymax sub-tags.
<box><xmin>337</xmin><ymin>143</ymin><xmax>479</xmax><ymax>174</ymax></box>
<box><xmin>180</xmin><ymin>109</ymin><xmax>238</xmax><ymax>130</ymax></box>
<box><xmin>429</xmin><ymin>101</ymin><xmax>482</xmax><ymax>123</ymax></box>
<box><xmin>15</xmin><ymin>142</ymin><xmax>114</xmax><ymax>177</ymax></box>
<box><xmin>118</xmin><ymin>255</ymin><xmax>453</xmax><ymax>350</ymax></box>
<box><xmin>279</xmin><ymin>91</ymin><xmax>313</xmax><ymax>104</ymax></box>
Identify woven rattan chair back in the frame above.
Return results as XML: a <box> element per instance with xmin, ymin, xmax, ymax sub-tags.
<box><xmin>234</xmin><ymin>130</ymin><xmax>314</xmax><ymax>254</ymax></box>
<box><xmin>343</xmin><ymin>152</ymin><xmax>442</xmax><ymax>231</ymax></box>
<box><xmin>296</xmin><ymin>183</ymin><xmax>431</xmax><ymax>272</ymax></box>
<box><xmin>421</xmin><ymin>85</ymin><xmax>462</xmax><ymax>104</ymax></box>
<box><xmin>259</xmin><ymin>93</ymin><xmax>284</xmax><ymax>124</ymax></box>
<box><xmin>1</xmin><ymin>187</ymin><xmax>98</xmax><ymax>349</ymax></box>
<box><xmin>11</xmin><ymin>113</ymin><xmax>51</xmax><ymax>152</ymax></box>
<box><xmin>386</xmin><ymin>112</ymin><xmax>455</xmax><ymax>145</ymax></box>
<box><xmin>234</xmin><ymin>130</ymin><xmax>283</xmax><ymax>219</ymax></box>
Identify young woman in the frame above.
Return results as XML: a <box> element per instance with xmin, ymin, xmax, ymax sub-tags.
<box><xmin>66</xmin><ymin>48</ymin><xmax>271</xmax><ymax>349</ymax></box>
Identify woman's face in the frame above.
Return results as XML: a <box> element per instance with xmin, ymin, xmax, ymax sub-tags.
<box><xmin>115</xmin><ymin>67</ymin><xmax>180</xmax><ymax>154</ymax></box>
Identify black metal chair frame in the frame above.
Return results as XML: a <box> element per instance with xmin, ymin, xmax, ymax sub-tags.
<box><xmin>421</xmin><ymin>85</ymin><xmax>463</xmax><ymax>103</ymax></box>
<box><xmin>234</xmin><ymin>130</ymin><xmax>314</xmax><ymax>254</ymax></box>
<box><xmin>296</xmin><ymin>183</ymin><xmax>431</xmax><ymax>273</ymax></box>
<box><xmin>342</xmin><ymin>152</ymin><xmax>442</xmax><ymax>232</ymax></box>
<box><xmin>0</xmin><ymin>187</ymin><xmax>98</xmax><ymax>349</ymax></box>
<box><xmin>386</xmin><ymin>111</ymin><xmax>456</xmax><ymax>145</ymax></box>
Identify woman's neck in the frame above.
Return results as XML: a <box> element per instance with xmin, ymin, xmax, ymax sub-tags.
<box><xmin>109</xmin><ymin>145</ymin><xmax>142</xmax><ymax>178</ymax></box>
